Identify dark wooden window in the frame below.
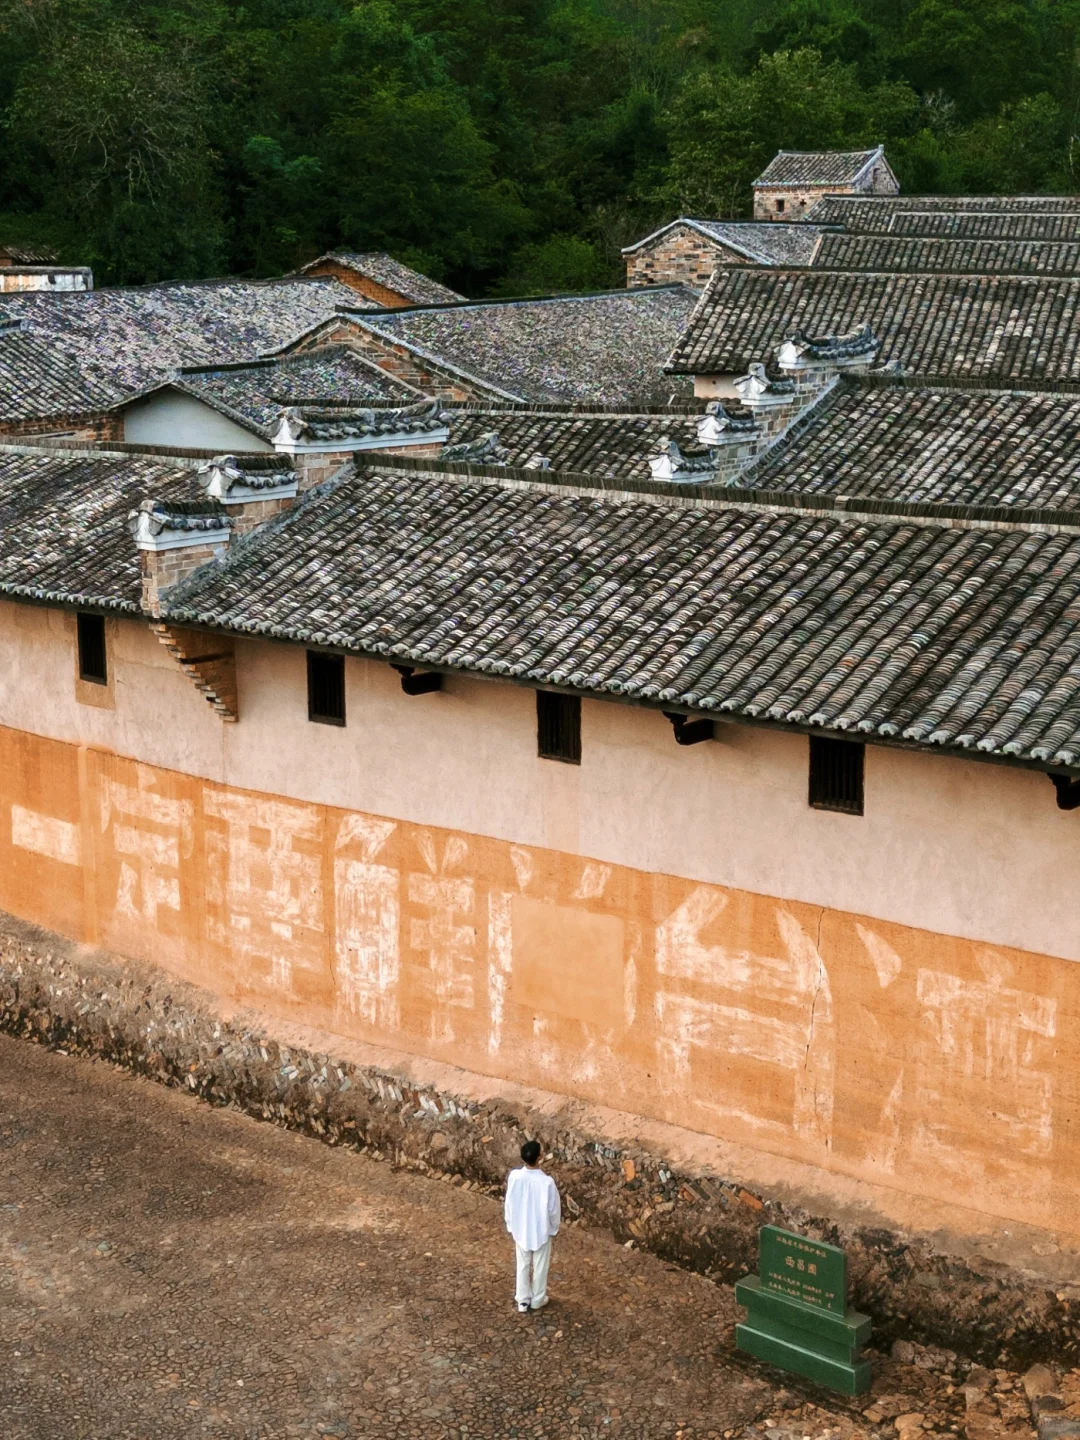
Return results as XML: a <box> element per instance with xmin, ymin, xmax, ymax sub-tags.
<box><xmin>77</xmin><ymin>612</ymin><xmax>107</xmax><ymax>684</ymax></box>
<box><xmin>537</xmin><ymin>691</ymin><xmax>581</xmax><ymax>764</ymax></box>
<box><xmin>307</xmin><ymin>651</ymin><xmax>345</xmax><ymax>726</ymax></box>
<box><xmin>809</xmin><ymin>736</ymin><xmax>864</xmax><ymax>815</ymax></box>
<box><xmin>775</xmin><ymin>198</ymin><xmax>785</xmax><ymax>214</ymax></box>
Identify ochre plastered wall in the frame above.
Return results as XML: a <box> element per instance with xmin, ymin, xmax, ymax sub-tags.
<box><xmin>3</xmin><ymin>601</ymin><xmax>1080</xmax><ymax>1230</ymax></box>
<box><xmin>5</xmin><ymin>600</ymin><xmax>1080</xmax><ymax>961</ymax></box>
<box><xmin>1</xmin><ymin>718</ymin><xmax>1077</xmax><ymax>1233</ymax></box>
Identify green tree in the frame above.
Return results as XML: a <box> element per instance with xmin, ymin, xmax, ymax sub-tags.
<box><xmin>899</xmin><ymin>0</ymin><xmax>1041</xmax><ymax>118</ymax></box>
<box><xmin>4</xmin><ymin>13</ymin><xmax>226</xmax><ymax>280</ymax></box>
<box><xmin>663</xmin><ymin>47</ymin><xmax>919</xmax><ymax>215</ymax></box>
<box><xmin>946</xmin><ymin>93</ymin><xmax>1073</xmax><ymax>192</ymax></box>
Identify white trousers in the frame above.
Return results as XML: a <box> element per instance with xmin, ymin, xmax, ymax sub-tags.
<box><xmin>514</xmin><ymin>1238</ymin><xmax>553</xmax><ymax>1306</ymax></box>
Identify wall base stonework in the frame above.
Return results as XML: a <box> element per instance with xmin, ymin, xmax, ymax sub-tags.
<box><xmin>1</xmin><ymin>910</ymin><xmax>1076</xmax><ymax>1369</ymax></box>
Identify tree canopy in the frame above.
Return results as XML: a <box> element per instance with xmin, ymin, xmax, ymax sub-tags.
<box><xmin>0</xmin><ymin>0</ymin><xmax>1076</xmax><ymax>292</ymax></box>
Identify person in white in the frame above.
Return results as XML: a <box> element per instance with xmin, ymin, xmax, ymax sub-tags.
<box><xmin>504</xmin><ymin>1139</ymin><xmax>561</xmax><ymax>1313</ymax></box>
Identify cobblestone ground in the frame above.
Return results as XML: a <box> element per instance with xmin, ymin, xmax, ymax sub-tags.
<box><xmin>0</xmin><ymin>1033</ymin><xmax>1030</xmax><ymax>1440</ymax></box>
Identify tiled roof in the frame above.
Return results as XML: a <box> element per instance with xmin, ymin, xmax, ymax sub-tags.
<box><xmin>754</xmin><ymin>149</ymin><xmax>883</xmax><ymax>187</ymax></box>
<box><xmin>438</xmin><ymin>406</ymin><xmax>730</xmax><ymax>479</ymax></box>
<box><xmin>748</xmin><ymin>379</ymin><xmax>1080</xmax><ymax>509</ymax></box>
<box><xmin>811</xmin><ymin>232</ymin><xmax>1080</xmax><ymax>274</ymax></box>
<box><xmin>0</xmin><ymin>243</ymin><xmax>58</xmax><ymax>264</ymax></box>
<box><xmin>164</xmin><ymin>346</ymin><xmax>424</xmax><ymax>439</ymax></box>
<box><xmin>0</xmin><ymin>321</ymin><xmax>115</xmax><ymax>423</ymax></box>
<box><xmin>623</xmin><ymin>219</ymin><xmax>821</xmax><ymax>266</ymax></box>
<box><xmin>1</xmin><ymin>277</ymin><xmax>356</xmax><ymax>404</ymax></box>
<box><xmin>884</xmin><ymin>212</ymin><xmax>1080</xmax><ymax>241</ymax></box>
<box><xmin>0</xmin><ymin>448</ymin><xmax>202</xmax><ymax>610</ymax></box>
<box><xmin>299</xmin><ymin>252</ymin><xmax>463</xmax><ymax>305</ymax></box>
<box><xmin>275</xmin><ymin>400</ymin><xmax>447</xmax><ymax>445</ymax></box>
<box><xmin>805</xmin><ymin>197</ymin><xmax>1080</xmax><ymax>239</ymax></box>
<box><xmin>355</xmin><ymin>288</ymin><xmax>699</xmax><ymax>405</ymax></box>
<box><xmin>161</xmin><ymin>458</ymin><xmax>1080</xmax><ymax>770</ymax></box>
<box><xmin>667</xmin><ymin>268</ymin><xmax>1080</xmax><ymax>382</ymax></box>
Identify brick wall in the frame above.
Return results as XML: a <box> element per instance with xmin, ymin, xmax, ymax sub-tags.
<box><xmin>625</xmin><ymin>228</ymin><xmax>751</xmax><ymax>288</ymax></box>
<box><xmin>752</xmin><ymin>167</ymin><xmax>898</xmax><ymax>220</ymax></box>
<box><xmin>304</xmin><ymin>261</ymin><xmax>414</xmax><ymax>309</ymax></box>
<box><xmin>288</xmin><ymin>326</ymin><xmax>481</xmax><ymax>401</ymax></box>
<box><xmin>139</xmin><ymin>541</ymin><xmax>224</xmax><ymax>614</ymax></box>
<box><xmin>0</xmin><ymin>411</ymin><xmax>122</xmax><ymax>442</ymax></box>
<box><xmin>223</xmin><ymin>496</ymin><xmax>295</xmax><ymax>535</ymax></box>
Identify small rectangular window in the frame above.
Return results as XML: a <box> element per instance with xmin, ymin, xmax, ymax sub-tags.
<box><xmin>307</xmin><ymin>651</ymin><xmax>345</xmax><ymax>726</ymax></box>
<box><xmin>77</xmin><ymin>612</ymin><xmax>107</xmax><ymax>684</ymax></box>
<box><xmin>537</xmin><ymin>691</ymin><xmax>580</xmax><ymax>764</ymax></box>
<box><xmin>775</xmin><ymin>198</ymin><xmax>785</xmax><ymax>214</ymax></box>
<box><xmin>809</xmin><ymin>736</ymin><xmax>864</xmax><ymax>815</ymax></box>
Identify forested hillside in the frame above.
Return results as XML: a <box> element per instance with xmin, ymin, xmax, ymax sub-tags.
<box><xmin>0</xmin><ymin>0</ymin><xmax>1077</xmax><ymax>292</ymax></box>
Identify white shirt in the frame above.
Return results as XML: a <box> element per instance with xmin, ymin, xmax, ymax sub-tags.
<box><xmin>504</xmin><ymin>1166</ymin><xmax>561</xmax><ymax>1251</ymax></box>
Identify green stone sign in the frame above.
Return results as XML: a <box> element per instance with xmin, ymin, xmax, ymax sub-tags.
<box><xmin>758</xmin><ymin>1225</ymin><xmax>846</xmax><ymax>1313</ymax></box>
<box><xmin>736</xmin><ymin>1225</ymin><xmax>871</xmax><ymax>1397</ymax></box>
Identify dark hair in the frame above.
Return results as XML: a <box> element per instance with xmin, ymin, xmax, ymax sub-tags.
<box><xmin>520</xmin><ymin>1140</ymin><xmax>542</xmax><ymax>1166</ymax></box>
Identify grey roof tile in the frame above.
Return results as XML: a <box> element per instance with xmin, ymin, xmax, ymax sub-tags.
<box><xmin>0</xmin><ymin>243</ymin><xmax>59</xmax><ymax>264</ymax></box>
<box><xmin>805</xmin><ymin>195</ymin><xmax>1080</xmax><ymax>237</ymax></box>
<box><xmin>439</xmin><ymin>405</ymin><xmax>733</xmax><ymax>479</ymax></box>
<box><xmin>0</xmin><ymin>321</ymin><xmax>115</xmax><ymax>422</ymax></box>
<box><xmin>166</xmin><ymin>346</ymin><xmax>423</xmax><ymax>439</ymax></box>
<box><xmin>749</xmin><ymin>379</ymin><xmax>1080</xmax><ymax>509</ymax></box>
<box><xmin>158</xmin><ymin>459</ymin><xmax>1080</xmax><ymax>769</ymax></box>
<box><xmin>811</xmin><ymin>232</ymin><xmax>1080</xmax><ymax>273</ymax></box>
<box><xmin>754</xmin><ymin>149</ymin><xmax>882</xmax><ymax>187</ymax></box>
<box><xmin>0</xmin><ymin>449</ymin><xmax>203</xmax><ymax>609</ymax></box>
<box><xmin>298</xmin><ymin>251</ymin><xmax>463</xmax><ymax>305</ymax></box>
<box><xmin>276</xmin><ymin>399</ymin><xmax>447</xmax><ymax>444</ymax></box>
<box><xmin>1</xmin><ymin>277</ymin><xmax>357</xmax><ymax>406</ymax></box>
<box><xmin>354</xmin><ymin>288</ymin><xmax>698</xmax><ymax>405</ymax></box>
<box><xmin>667</xmin><ymin>267</ymin><xmax>1080</xmax><ymax>381</ymax></box>
<box><xmin>624</xmin><ymin>219</ymin><xmax>821</xmax><ymax>266</ymax></box>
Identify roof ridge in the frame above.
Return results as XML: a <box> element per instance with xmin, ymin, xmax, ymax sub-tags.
<box><xmin>348</xmin><ymin>284</ymin><xmax>691</xmax><ymax>317</ymax></box>
<box><xmin>349</xmin><ymin>451</ymin><xmax>1080</xmax><ymax>532</ymax></box>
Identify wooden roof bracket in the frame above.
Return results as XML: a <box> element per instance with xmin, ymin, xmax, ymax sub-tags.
<box><xmin>1050</xmin><ymin>773</ymin><xmax>1080</xmax><ymax>809</ymax></box>
<box><xmin>151</xmin><ymin>623</ymin><xmax>238</xmax><ymax>721</ymax></box>
<box><xmin>664</xmin><ymin>711</ymin><xmax>714</xmax><ymax>746</ymax></box>
<box><xmin>392</xmin><ymin>664</ymin><xmax>443</xmax><ymax>696</ymax></box>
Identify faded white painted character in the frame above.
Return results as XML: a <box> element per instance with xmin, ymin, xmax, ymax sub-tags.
<box><xmin>654</xmin><ymin>888</ymin><xmax>834</xmax><ymax>1150</ymax></box>
<box><xmin>914</xmin><ymin>952</ymin><xmax>1056</xmax><ymax>1189</ymax></box>
<box><xmin>11</xmin><ymin>805</ymin><xmax>81</xmax><ymax>867</ymax></box>
<box><xmin>204</xmin><ymin>790</ymin><xmax>324</xmax><ymax>994</ymax></box>
<box><xmin>333</xmin><ymin>815</ymin><xmax>400</xmax><ymax>1027</ymax></box>
<box><xmin>409</xmin><ymin>831</ymin><xmax>476</xmax><ymax>1043</ymax></box>
<box><xmin>99</xmin><ymin>770</ymin><xmax>193</xmax><ymax>927</ymax></box>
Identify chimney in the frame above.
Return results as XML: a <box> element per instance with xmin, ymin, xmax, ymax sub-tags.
<box><xmin>696</xmin><ymin>400</ymin><xmax>758</xmax><ymax>448</ymax></box>
<box><xmin>733</xmin><ymin>362</ymin><xmax>798</xmax><ymax>410</ymax></box>
<box><xmin>129</xmin><ymin>498</ymin><xmax>230</xmax><ymax>616</ymax></box>
<box><xmin>441</xmin><ymin>430</ymin><xmax>510</xmax><ymax>465</ymax></box>
<box><xmin>777</xmin><ymin>323</ymin><xmax>879</xmax><ymax>375</ymax></box>
<box><xmin>272</xmin><ymin>400</ymin><xmax>450</xmax><ymax>489</ymax></box>
<box><xmin>198</xmin><ymin>453</ymin><xmax>298</xmax><ymax>535</ymax></box>
<box><xmin>648</xmin><ymin>437</ymin><xmax>723</xmax><ymax>486</ymax></box>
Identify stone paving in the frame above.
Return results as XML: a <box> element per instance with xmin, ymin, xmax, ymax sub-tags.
<box><xmin>0</xmin><ymin>1032</ymin><xmax>1043</xmax><ymax>1440</ymax></box>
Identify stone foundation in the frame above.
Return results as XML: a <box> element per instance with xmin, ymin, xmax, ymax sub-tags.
<box><xmin>0</xmin><ymin>910</ymin><xmax>1076</xmax><ymax>1369</ymax></box>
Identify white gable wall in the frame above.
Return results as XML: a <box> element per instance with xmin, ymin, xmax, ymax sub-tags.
<box><xmin>122</xmin><ymin>390</ymin><xmax>273</xmax><ymax>452</ymax></box>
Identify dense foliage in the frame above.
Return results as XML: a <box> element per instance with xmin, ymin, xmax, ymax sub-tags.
<box><xmin>0</xmin><ymin>0</ymin><xmax>1077</xmax><ymax>291</ymax></box>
